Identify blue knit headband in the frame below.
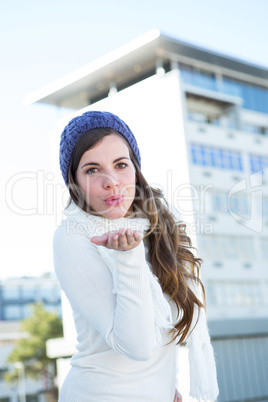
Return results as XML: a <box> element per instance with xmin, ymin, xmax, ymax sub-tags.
<box><xmin>59</xmin><ymin>111</ymin><xmax>141</xmax><ymax>186</ymax></box>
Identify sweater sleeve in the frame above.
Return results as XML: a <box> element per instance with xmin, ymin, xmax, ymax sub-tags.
<box><xmin>53</xmin><ymin>223</ymin><xmax>156</xmax><ymax>361</ymax></box>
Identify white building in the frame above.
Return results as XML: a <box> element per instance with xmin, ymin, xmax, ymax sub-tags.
<box><xmin>0</xmin><ymin>274</ymin><xmax>62</xmax><ymax>321</ymax></box>
<box><xmin>29</xmin><ymin>30</ymin><xmax>268</xmax><ymax>401</ymax></box>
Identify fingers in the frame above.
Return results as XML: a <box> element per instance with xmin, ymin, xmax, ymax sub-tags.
<box><xmin>108</xmin><ymin>229</ymin><xmax>136</xmax><ymax>250</ymax></box>
<box><xmin>119</xmin><ymin>229</ymin><xmax>142</xmax><ymax>249</ymax></box>
<box><xmin>92</xmin><ymin>229</ymin><xmax>142</xmax><ymax>251</ymax></box>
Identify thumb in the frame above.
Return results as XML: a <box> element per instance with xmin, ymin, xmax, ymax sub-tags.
<box><xmin>91</xmin><ymin>233</ymin><xmax>109</xmax><ymax>246</ymax></box>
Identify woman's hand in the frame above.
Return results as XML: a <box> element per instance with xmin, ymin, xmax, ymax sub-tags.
<box><xmin>91</xmin><ymin>228</ymin><xmax>143</xmax><ymax>251</ymax></box>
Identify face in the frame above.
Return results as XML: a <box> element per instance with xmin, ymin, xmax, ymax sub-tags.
<box><xmin>76</xmin><ymin>134</ymin><xmax>136</xmax><ymax>219</ymax></box>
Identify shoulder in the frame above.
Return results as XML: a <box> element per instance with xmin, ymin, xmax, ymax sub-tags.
<box><xmin>53</xmin><ymin>220</ymin><xmax>104</xmax><ymax>284</ymax></box>
<box><xmin>53</xmin><ymin>219</ymin><xmax>97</xmax><ymax>256</ymax></box>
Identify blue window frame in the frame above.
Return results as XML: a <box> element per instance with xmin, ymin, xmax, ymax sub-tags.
<box><xmin>191</xmin><ymin>143</ymin><xmax>243</xmax><ymax>171</ymax></box>
<box><xmin>249</xmin><ymin>154</ymin><xmax>268</xmax><ymax>173</ymax></box>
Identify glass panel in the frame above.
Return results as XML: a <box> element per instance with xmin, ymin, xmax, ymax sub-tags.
<box><xmin>180</xmin><ymin>64</ymin><xmax>268</xmax><ymax>114</ymax></box>
<box><xmin>2</xmin><ymin>286</ymin><xmax>20</xmax><ymax>300</ymax></box>
<box><xmin>243</xmin><ymin>124</ymin><xmax>259</xmax><ymax>134</ymax></box>
<box><xmin>249</xmin><ymin>154</ymin><xmax>268</xmax><ymax>173</ymax></box>
<box><xmin>207</xmin><ymin>282</ymin><xmax>262</xmax><ymax>306</ymax></box>
<box><xmin>21</xmin><ymin>287</ymin><xmax>36</xmax><ymax>300</ymax></box>
<box><xmin>198</xmin><ymin>235</ymin><xmax>256</xmax><ymax>260</ymax></box>
<box><xmin>190</xmin><ymin>143</ymin><xmax>243</xmax><ymax>171</ymax></box>
<box><xmin>4</xmin><ymin>305</ymin><xmax>21</xmax><ymax>320</ymax></box>
<box><xmin>229</xmin><ymin>195</ymin><xmax>250</xmax><ymax>219</ymax></box>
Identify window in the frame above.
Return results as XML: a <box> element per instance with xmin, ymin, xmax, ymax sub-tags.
<box><xmin>188</xmin><ymin>111</ymin><xmax>207</xmax><ymax>123</ymax></box>
<box><xmin>180</xmin><ymin>64</ymin><xmax>218</xmax><ymax>91</ymax></box>
<box><xmin>242</xmin><ymin>123</ymin><xmax>268</xmax><ymax>135</ymax></box>
<box><xmin>198</xmin><ymin>235</ymin><xmax>255</xmax><ymax>261</ymax></box>
<box><xmin>209</xmin><ymin>190</ymin><xmax>251</xmax><ymax>219</ymax></box>
<box><xmin>191</xmin><ymin>143</ymin><xmax>243</xmax><ymax>171</ymax></box>
<box><xmin>188</xmin><ymin>111</ymin><xmax>220</xmax><ymax>126</ymax></box>
<box><xmin>228</xmin><ymin>194</ymin><xmax>251</xmax><ymax>219</ymax></box>
<box><xmin>243</xmin><ymin>123</ymin><xmax>259</xmax><ymax>134</ymax></box>
<box><xmin>179</xmin><ymin>64</ymin><xmax>268</xmax><ymax>114</ymax></box>
<box><xmin>249</xmin><ymin>154</ymin><xmax>268</xmax><ymax>173</ymax></box>
<box><xmin>206</xmin><ymin>281</ymin><xmax>263</xmax><ymax>306</ymax></box>
<box><xmin>21</xmin><ymin>287</ymin><xmax>36</xmax><ymax>300</ymax></box>
<box><xmin>211</xmin><ymin>192</ymin><xmax>228</xmax><ymax>214</ymax></box>
<box><xmin>2</xmin><ymin>286</ymin><xmax>20</xmax><ymax>300</ymax></box>
<box><xmin>3</xmin><ymin>305</ymin><xmax>21</xmax><ymax>320</ymax></box>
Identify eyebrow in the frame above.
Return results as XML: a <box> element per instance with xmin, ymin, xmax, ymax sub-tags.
<box><xmin>81</xmin><ymin>156</ymin><xmax>129</xmax><ymax>169</ymax></box>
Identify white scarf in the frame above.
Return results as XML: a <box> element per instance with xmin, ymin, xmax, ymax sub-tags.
<box><xmin>64</xmin><ymin>202</ymin><xmax>219</xmax><ymax>401</ymax></box>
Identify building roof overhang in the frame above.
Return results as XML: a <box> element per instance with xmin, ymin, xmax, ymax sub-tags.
<box><xmin>24</xmin><ymin>29</ymin><xmax>268</xmax><ymax>110</ymax></box>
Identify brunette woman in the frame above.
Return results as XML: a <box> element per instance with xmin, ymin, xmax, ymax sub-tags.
<box><xmin>53</xmin><ymin>110</ymin><xmax>218</xmax><ymax>402</ymax></box>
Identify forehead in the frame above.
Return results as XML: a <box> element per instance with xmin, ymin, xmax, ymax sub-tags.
<box><xmin>80</xmin><ymin>134</ymin><xmax>130</xmax><ymax>162</ymax></box>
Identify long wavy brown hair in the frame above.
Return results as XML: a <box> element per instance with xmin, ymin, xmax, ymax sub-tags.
<box><xmin>67</xmin><ymin>128</ymin><xmax>205</xmax><ymax>344</ymax></box>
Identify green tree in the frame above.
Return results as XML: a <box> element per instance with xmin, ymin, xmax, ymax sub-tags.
<box><xmin>5</xmin><ymin>303</ymin><xmax>63</xmax><ymax>390</ymax></box>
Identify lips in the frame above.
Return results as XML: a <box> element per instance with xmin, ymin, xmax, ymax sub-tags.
<box><xmin>104</xmin><ymin>195</ymin><xmax>124</xmax><ymax>206</ymax></box>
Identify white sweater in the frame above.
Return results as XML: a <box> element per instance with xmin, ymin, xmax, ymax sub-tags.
<box><xmin>53</xmin><ymin>218</ymin><xmax>179</xmax><ymax>402</ymax></box>
<box><xmin>53</xmin><ymin>202</ymin><xmax>219</xmax><ymax>402</ymax></box>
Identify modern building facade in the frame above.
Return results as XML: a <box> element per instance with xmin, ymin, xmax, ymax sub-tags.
<box><xmin>0</xmin><ymin>274</ymin><xmax>62</xmax><ymax>321</ymax></box>
<box><xmin>29</xmin><ymin>30</ymin><xmax>268</xmax><ymax>401</ymax></box>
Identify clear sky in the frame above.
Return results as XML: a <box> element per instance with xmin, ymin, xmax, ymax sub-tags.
<box><xmin>1</xmin><ymin>0</ymin><xmax>268</xmax><ymax>280</ymax></box>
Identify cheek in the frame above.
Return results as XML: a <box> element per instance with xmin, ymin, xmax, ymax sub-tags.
<box><xmin>76</xmin><ymin>174</ymin><xmax>93</xmax><ymax>197</ymax></box>
<box><xmin>124</xmin><ymin>171</ymin><xmax>136</xmax><ymax>189</ymax></box>
<box><xmin>82</xmin><ymin>179</ymin><xmax>99</xmax><ymax>198</ymax></box>
<box><xmin>127</xmin><ymin>174</ymin><xmax>137</xmax><ymax>198</ymax></box>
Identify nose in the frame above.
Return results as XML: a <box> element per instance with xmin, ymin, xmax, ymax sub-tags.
<box><xmin>102</xmin><ymin>173</ymin><xmax>119</xmax><ymax>189</ymax></box>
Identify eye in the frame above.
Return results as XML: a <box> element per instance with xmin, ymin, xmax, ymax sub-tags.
<box><xmin>116</xmin><ymin>162</ymin><xmax>127</xmax><ymax>169</ymax></box>
<box><xmin>85</xmin><ymin>167</ymin><xmax>99</xmax><ymax>175</ymax></box>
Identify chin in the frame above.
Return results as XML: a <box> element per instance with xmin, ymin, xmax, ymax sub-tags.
<box><xmin>102</xmin><ymin>206</ymin><xmax>130</xmax><ymax>220</ymax></box>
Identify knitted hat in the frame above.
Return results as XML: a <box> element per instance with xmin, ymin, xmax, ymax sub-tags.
<box><xmin>59</xmin><ymin>110</ymin><xmax>141</xmax><ymax>186</ymax></box>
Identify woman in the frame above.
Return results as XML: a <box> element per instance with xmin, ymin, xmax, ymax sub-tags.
<box><xmin>54</xmin><ymin>111</ymin><xmax>219</xmax><ymax>402</ymax></box>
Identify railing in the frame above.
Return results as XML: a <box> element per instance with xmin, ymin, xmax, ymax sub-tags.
<box><xmin>180</xmin><ymin>67</ymin><xmax>268</xmax><ymax>114</ymax></box>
